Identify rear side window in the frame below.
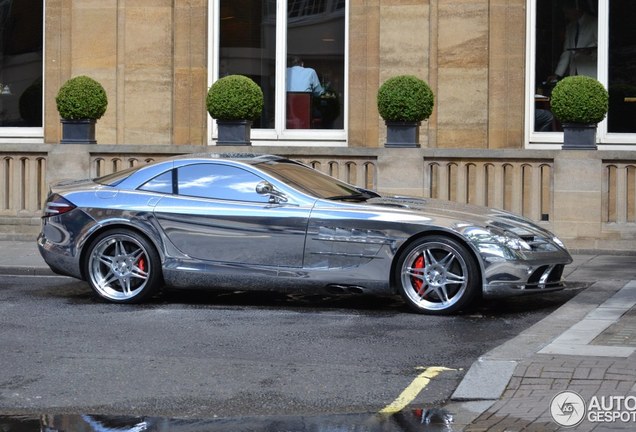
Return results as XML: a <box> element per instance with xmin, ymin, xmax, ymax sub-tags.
<box><xmin>139</xmin><ymin>171</ymin><xmax>173</xmax><ymax>194</ymax></box>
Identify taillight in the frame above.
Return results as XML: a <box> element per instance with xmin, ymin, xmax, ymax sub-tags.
<box><xmin>42</xmin><ymin>194</ymin><xmax>77</xmax><ymax>218</ymax></box>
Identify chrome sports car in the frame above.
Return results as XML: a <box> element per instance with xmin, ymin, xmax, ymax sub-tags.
<box><xmin>38</xmin><ymin>153</ymin><xmax>572</xmax><ymax>314</ymax></box>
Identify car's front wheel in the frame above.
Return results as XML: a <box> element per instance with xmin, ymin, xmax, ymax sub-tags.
<box><xmin>85</xmin><ymin>229</ymin><xmax>162</xmax><ymax>303</ymax></box>
<box><xmin>396</xmin><ymin>235</ymin><xmax>480</xmax><ymax>315</ymax></box>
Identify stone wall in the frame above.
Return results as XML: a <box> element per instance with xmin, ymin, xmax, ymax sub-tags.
<box><xmin>43</xmin><ymin>1</ymin><xmax>528</xmax><ymax>150</ymax></box>
<box><xmin>45</xmin><ymin>0</ymin><xmax>208</xmax><ymax>146</ymax></box>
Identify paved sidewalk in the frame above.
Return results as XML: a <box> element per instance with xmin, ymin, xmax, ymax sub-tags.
<box><xmin>1</xmin><ymin>240</ymin><xmax>636</xmax><ymax>430</ymax></box>
<box><xmin>449</xmin><ymin>255</ymin><xmax>636</xmax><ymax>431</ymax></box>
<box><xmin>0</xmin><ymin>239</ymin><xmax>52</xmax><ymax>275</ymax></box>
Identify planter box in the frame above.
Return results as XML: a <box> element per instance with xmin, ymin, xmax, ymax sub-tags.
<box><xmin>385</xmin><ymin>121</ymin><xmax>421</xmax><ymax>148</ymax></box>
<box><xmin>60</xmin><ymin>119</ymin><xmax>97</xmax><ymax>144</ymax></box>
<box><xmin>562</xmin><ymin>123</ymin><xmax>597</xmax><ymax>150</ymax></box>
<box><xmin>217</xmin><ymin>120</ymin><xmax>252</xmax><ymax>146</ymax></box>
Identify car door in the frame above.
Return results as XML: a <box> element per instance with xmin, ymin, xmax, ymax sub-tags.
<box><xmin>146</xmin><ymin>162</ymin><xmax>312</xmax><ymax>268</ymax></box>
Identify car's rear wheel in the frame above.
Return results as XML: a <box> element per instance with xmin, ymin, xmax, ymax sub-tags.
<box><xmin>85</xmin><ymin>229</ymin><xmax>162</xmax><ymax>303</ymax></box>
<box><xmin>396</xmin><ymin>235</ymin><xmax>480</xmax><ymax>315</ymax></box>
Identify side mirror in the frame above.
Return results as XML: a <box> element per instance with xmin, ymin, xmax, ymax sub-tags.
<box><xmin>256</xmin><ymin>181</ymin><xmax>288</xmax><ymax>203</ymax></box>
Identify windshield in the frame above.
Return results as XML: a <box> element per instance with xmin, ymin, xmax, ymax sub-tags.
<box><xmin>257</xmin><ymin>160</ymin><xmax>378</xmax><ymax>201</ymax></box>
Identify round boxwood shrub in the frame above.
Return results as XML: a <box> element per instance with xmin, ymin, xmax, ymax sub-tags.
<box><xmin>377</xmin><ymin>75</ymin><xmax>434</xmax><ymax>123</ymax></box>
<box><xmin>551</xmin><ymin>76</ymin><xmax>608</xmax><ymax>124</ymax></box>
<box><xmin>55</xmin><ymin>75</ymin><xmax>108</xmax><ymax>120</ymax></box>
<box><xmin>206</xmin><ymin>75</ymin><xmax>264</xmax><ymax>121</ymax></box>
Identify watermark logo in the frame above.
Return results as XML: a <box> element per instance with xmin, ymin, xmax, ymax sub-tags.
<box><xmin>550</xmin><ymin>391</ymin><xmax>586</xmax><ymax>427</ymax></box>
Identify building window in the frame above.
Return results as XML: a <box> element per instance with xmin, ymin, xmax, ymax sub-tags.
<box><xmin>528</xmin><ymin>0</ymin><xmax>636</xmax><ymax>146</ymax></box>
<box><xmin>0</xmin><ymin>0</ymin><xmax>43</xmax><ymax>137</ymax></box>
<box><xmin>211</xmin><ymin>0</ymin><xmax>347</xmax><ymax>145</ymax></box>
<box><xmin>607</xmin><ymin>0</ymin><xmax>636</xmax><ymax>134</ymax></box>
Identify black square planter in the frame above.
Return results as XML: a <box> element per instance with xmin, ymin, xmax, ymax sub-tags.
<box><xmin>60</xmin><ymin>119</ymin><xmax>97</xmax><ymax>144</ymax></box>
<box><xmin>217</xmin><ymin>120</ymin><xmax>252</xmax><ymax>146</ymax></box>
<box><xmin>562</xmin><ymin>123</ymin><xmax>598</xmax><ymax>150</ymax></box>
<box><xmin>384</xmin><ymin>121</ymin><xmax>421</xmax><ymax>148</ymax></box>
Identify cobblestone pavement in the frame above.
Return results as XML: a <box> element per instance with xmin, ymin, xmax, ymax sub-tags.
<box><xmin>592</xmin><ymin>308</ymin><xmax>636</xmax><ymax>348</ymax></box>
<box><xmin>461</xmin><ymin>279</ymin><xmax>636</xmax><ymax>431</ymax></box>
<box><xmin>465</xmin><ymin>352</ymin><xmax>636</xmax><ymax>431</ymax></box>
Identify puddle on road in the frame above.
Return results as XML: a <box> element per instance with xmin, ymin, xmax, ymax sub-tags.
<box><xmin>0</xmin><ymin>409</ymin><xmax>457</xmax><ymax>431</ymax></box>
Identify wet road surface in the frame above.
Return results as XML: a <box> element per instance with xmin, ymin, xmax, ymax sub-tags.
<box><xmin>0</xmin><ymin>275</ymin><xmax>584</xmax><ymax>424</ymax></box>
<box><xmin>2</xmin><ymin>409</ymin><xmax>473</xmax><ymax>432</ymax></box>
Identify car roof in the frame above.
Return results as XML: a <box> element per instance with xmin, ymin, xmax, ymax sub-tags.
<box><xmin>171</xmin><ymin>153</ymin><xmax>288</xmax><ymax>165</ymax></box>
<box><xmin>97</xmin><ymin>153</ymin><xmax>298</xmax><ymax>189</ymax></box>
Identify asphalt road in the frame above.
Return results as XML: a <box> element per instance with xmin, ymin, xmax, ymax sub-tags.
<box><xmin>0</xmin><ymin>274</ymin><xmax>582</xmax><ymax>419</ymax></box>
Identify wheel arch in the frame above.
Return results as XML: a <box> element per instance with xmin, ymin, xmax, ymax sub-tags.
<box><xmin>78</xmin><ymin>221</ymin><xmax>165</xmax><ymax>281</ymax></box>
<box><xmin>389</xmin><ymin>229</ymin><xmax>485</xmax><ymax>295</ymax></box>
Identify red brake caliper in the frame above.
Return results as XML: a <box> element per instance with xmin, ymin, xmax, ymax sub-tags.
<box><xmin>412</xmin><ymin>254</ymin><xmax>426</xmax><ymax>296</ymax></box>
<box><xmin>137</xmin><ymin>257</ymin><xmax>146</xmax><ymax>273</ymax></box>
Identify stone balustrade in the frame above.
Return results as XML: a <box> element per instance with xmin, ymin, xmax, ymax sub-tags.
<box><xmin>1</xmin><ymin>144</ymin><xmax>636</xmax><ymax>252</ymax></box>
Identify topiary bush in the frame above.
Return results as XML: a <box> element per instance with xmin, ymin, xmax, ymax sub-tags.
<box><xmin>55</xmin><ymin>75</ymin><xmax>108</xmax><ymax>120</ymax></box>
<box><xmin>377</xmin><ymin>75</ymin><xmax>434</xmax><ymax>123</ymax></box>
<box><xmin>206</xmin><ymin>75</ymin><xmax>264</xmax><ymax>121</ymax></box>
<box><xmin>551</xmin><ymin>76</ymin><xmax>608</xmax><ymax>124</ymax></box>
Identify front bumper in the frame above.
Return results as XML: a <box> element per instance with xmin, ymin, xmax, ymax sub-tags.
<box><xmin>482</xmin><ymin>257</ymin><xmax>570</xmax><ymax>298</ymax></box>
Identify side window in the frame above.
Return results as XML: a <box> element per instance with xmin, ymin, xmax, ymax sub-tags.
<box><xmin>139</xmin><ymin>171</ymin><xmax>174</xmax><ymax>194</ymax></box>
<box><xmin>176</xmin><ymin>163</ymin><xmax>269</xmax><ymax>202</ymax></box>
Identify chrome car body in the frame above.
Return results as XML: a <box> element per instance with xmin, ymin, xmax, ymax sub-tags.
<box><xmin>38</xmin><ymin>153</ymin><xmax>572</xmax><ymax>314</ymax></box>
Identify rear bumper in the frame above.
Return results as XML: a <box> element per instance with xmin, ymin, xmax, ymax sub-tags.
<box><xmin>37</xmin><ymin>232</ymin><xmax>83</xmax><ymax>279</ymax></box>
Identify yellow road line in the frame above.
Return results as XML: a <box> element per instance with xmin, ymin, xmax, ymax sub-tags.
<box><xmin>379</xmin><ymin>366</ymin><xmax>455</xmax><ymax>414</ymax></box>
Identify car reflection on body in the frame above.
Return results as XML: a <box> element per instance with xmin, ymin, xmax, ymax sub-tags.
<box><xmin>37</xmin><ymin>153</ymin><xmax>573</xmax><ymax>315</ymax></box>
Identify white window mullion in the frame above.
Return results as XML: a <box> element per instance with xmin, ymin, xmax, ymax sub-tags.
<box><xmin>274</xmin><ymin>0</ymin><xmax>287</xmax><ymax>137</ymax></box>
<box><xmin>596</xmin><ymin>0</ymin><xmax>609</xmax><ymax>143</ymax></box>
<box><xmin>207</xmin><ymin>0</ymin><xmax>220</xmax><ymax>143</ymax></box>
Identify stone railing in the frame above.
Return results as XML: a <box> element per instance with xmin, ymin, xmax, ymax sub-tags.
<box><xmin>1</xmin><ymin>144</ymin><xmax>636</xmax><ymax>251</ymax></box>
<box><xmin>603</xmin><ymin>161</ymin><xmax>636</xmax><ymax>224</ymax></box>
<box><xmin>422</xmin><ymin>157</ymin><xmax>553</xmax><ymax>223</ymax></box>
<box><xmin>0</xmin><ymin>151</ymin><xmax>49</xmax><ymax>216</ymax></box>
<box><xmin>0</xmin><ymin>149</ymin><xmax>50</xmax><ymax>240</ymax></box>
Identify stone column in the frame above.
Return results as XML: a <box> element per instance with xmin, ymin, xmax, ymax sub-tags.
<box><xmin>377</xmin><ymin>149</ymin><xmax>424</xmax><ymax>197</ymax></box>
<box><xmin>552</xmin><ymin>151</ymin><xmax>602</xmax><ymax>250</ymax></box>
<box><xmin>47</xmin><ymin>145</ymin><xmax>92</xmax><ymax>186</ymax></box>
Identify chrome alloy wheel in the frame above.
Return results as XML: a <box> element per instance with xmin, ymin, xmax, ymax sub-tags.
<box><xmin>87</xmin><ymin>232</ymin><xmax>153</xmax><ymax>302</ymax></box>
<box><xmin>399</xmin><ymin>238</ymin><xmax>475</xmax><ymax>313</ymax></box>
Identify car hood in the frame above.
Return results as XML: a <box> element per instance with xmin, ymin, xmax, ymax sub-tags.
<box><xmin>367</xmin><ymin>196</ymin><xmax>554</xmax><ymax>238</ymax></box>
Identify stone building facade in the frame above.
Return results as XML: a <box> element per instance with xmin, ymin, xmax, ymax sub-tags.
<box><xmin>38</xmin><ymin>0</ymin><xmax>526</xmax><ymax>149</ymax></box>
<box><xmin>2</xmin><ymin>1</ymin><xmax>636</xmax><ymax>251</ymax></box>
<box><xmin>4</xmin><ymin>1</ymin><xmax>632</xmax><ymax>150</ymax></box>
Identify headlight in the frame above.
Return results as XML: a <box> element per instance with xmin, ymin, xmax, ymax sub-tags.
<box><xmin>461</xmin><ymin>227</ymin><xmax>531</xmax><ymax>251</ymax></box>
<box><xmin>494</xmin><ymin>231</ymin><xmax>532</xmax><ymax>251</ymax></box>
<box><xmin>552</xmin><ymin>236</ymin><xmax>565</xmax><ymax>248</ymax></box>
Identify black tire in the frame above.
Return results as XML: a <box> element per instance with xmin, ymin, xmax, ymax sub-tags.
<box><xmin>395</xmin><ymin>235</ymin><xmax>480</xmax><ymax>315</ymax></box>
<box><xmin>85</xmin><ymin>229</ymin><xmax>162</xmax><ymax>303</ymax></box>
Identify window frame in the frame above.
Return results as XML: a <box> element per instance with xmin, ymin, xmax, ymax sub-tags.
<box><xmin>525</xmin><ymin>0</ymin><xmax>636</xmax><ymax>149</ymax></box>
<box><xmin>207</xmin><ymin>0</ymin><xmax>348</xmax><ymax>147</ymax></box>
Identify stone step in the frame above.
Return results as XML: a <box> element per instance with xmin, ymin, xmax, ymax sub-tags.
<box><xmin>0</xmin><ymin>216</ymin><xmax>42</xmax><ymax>241</ymax></box>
